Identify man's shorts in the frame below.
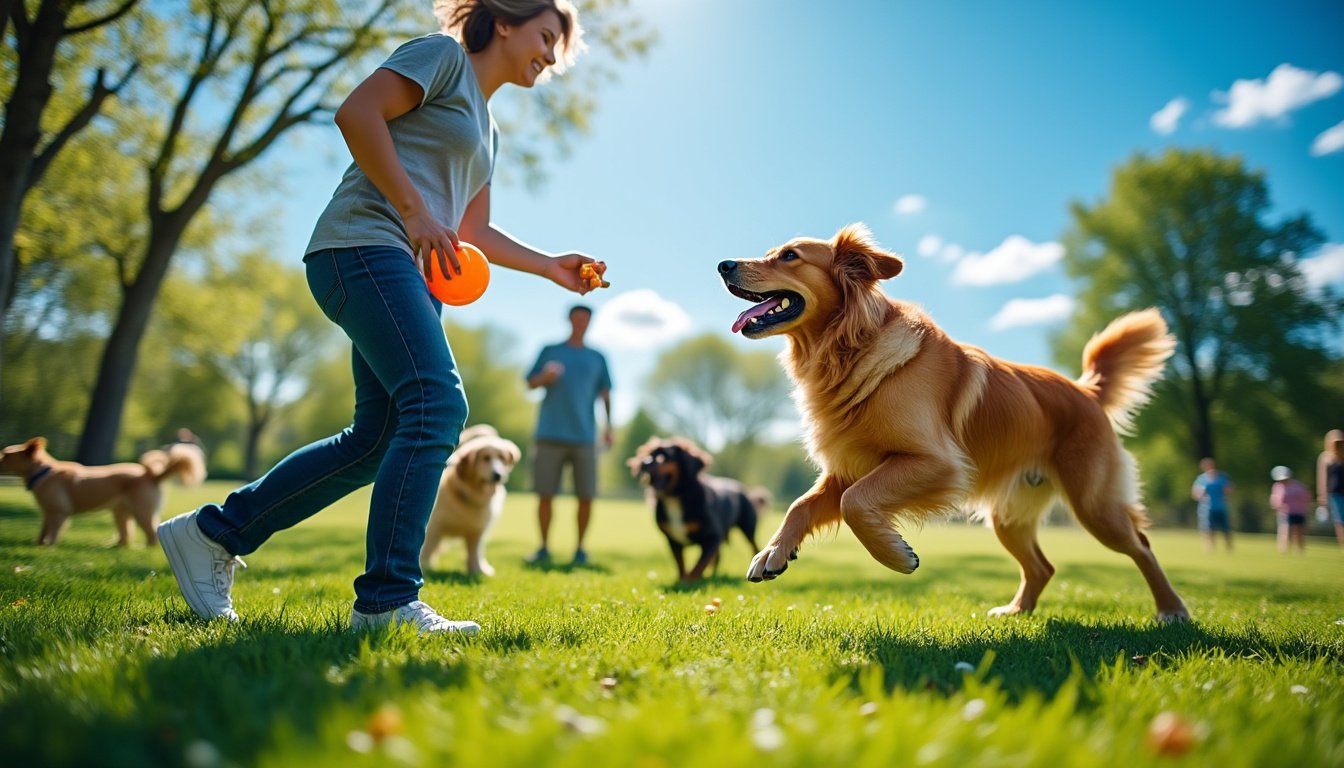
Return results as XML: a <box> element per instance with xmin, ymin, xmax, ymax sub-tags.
<box><xmin>1198</xmin><ymin>508</ymin><xmax>1231</xmax><ymax>533</ymax></box>
<box><xmin>533</xmin><ymin>440</ymin><xmax>597</xmax><ymax>499</ymax></box>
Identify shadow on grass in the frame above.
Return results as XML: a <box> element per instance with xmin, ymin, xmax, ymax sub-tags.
<box><xmin>0</xmin><ymin>620</ymin><xmax>474</xmax><ymax>768</ymax></box>
<box><xmin>839</xmin><ymin>616</ymin><xmax>1343</xmax><ymax>704</ymax></box>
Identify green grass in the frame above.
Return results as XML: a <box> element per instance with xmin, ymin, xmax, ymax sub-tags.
<box><xmin>1</xmin><ymin>481</ymin><xmax>1342</xmax><ymax>767</ymax></box>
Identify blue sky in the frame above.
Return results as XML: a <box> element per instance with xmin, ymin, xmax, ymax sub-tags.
<box><xmin>275</xmin><ymin>0</ymin><xmax>1344</xmax><ymax>428</ymax></box>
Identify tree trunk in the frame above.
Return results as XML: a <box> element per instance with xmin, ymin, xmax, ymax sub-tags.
<box><xmin>76</xmin><ymin>216</ymin><xmax>188</xmax><ymax>463</ymax></box>
<box><xmin>0</xmin><ymin>1</ymin><xmax>67</xmax><ymax>376</ymax></box>
<box><xmin>244</xmin><ymin>414</ymin><xmax>267</xmax><ymax>481</ymax></box>
<box><xmin>1189</xmin><ymin>373</ymin><xmax>1215</xmax><ymax>462</ymax></box>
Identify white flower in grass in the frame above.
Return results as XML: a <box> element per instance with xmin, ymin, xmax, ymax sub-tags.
<box><xmin>954</xmin><ymin>661</ymin><xmax>975</xmax><ymax>673</ymax></box>
<box><xmin>751</xmin><ymin>708</ymin><xmax>785</xmax><ymax>751</ymax></box>
<box><xmin>1291</xmin><ymin>685</ymin><xmax>1310</xmax><ymax>695</ymax></box>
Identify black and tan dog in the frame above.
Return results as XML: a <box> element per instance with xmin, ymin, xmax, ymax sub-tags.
<box><xmin>628</xmin><ymin>437</ymin><xmax>766</xmax><ymax>582</ymax></box>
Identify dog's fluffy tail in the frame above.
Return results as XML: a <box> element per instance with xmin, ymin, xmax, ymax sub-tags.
<box><xmin>140</xmin><ymin>444</ymin><xmax>207</xmax><ymax>488</ymax></box>
<box><xmin>1077</xmin><ymin>308</ymin><xmax>1175</xmax><ymax>435</ymax></box>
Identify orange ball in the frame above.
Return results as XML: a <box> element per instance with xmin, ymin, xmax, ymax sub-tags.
<box><xmin>426</xmin><ymin>242</ymin><xmax>490</xmax><ymax>306</ymax></box>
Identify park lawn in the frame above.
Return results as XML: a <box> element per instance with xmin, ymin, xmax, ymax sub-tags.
<box><xmin>0</xmin><ymin>480</ymin><xmax>1342</xmax><ymax>768</ymax></box>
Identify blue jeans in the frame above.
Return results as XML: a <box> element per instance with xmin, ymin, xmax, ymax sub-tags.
<box><xmin>196</xmin><ymin>245</ymin><xmax>468</xmax><ymax>613</ymax></box>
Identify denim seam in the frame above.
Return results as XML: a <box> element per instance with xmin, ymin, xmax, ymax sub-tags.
<box><xmin>229</xmin><ymin>396</ymin><xmax>394</xmax><ymax>541</ymax></box>
<box><xmin>351</xmin><ymin>244</ymin><xmax>427</xmax><ymax>608</ymax></box>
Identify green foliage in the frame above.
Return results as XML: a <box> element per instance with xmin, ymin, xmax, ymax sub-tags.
<box><xmin>644</xmin><ymin>333</ymin><xmax>791</xmax><ymax>479</ymax></box>
<box><xmin>1055</xmin><ymin>149</ymin><xmax>1343</xmax><ymax>520</ymax></box>
<box><xmin>2</xmin><ymin>484</ymin><xmax>1342</xmax><ymax>767</ymax></box>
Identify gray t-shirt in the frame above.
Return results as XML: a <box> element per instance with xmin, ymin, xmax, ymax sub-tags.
<box><xmin>306</xmin><ymin>34</ymin><xmax>497</xmax><ymax>257</ymax></box>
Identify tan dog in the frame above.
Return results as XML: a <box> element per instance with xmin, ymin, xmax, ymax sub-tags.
<box><xmin>718</xmin><ymin>224</ymin><xmax>1189</xmax><ymax>621</ymax></box>
<box><xmin>420</xmin><ymin>426</ymin><xmax>522</xmax><ymax>577</ymax></box>
<box><xmin>0</xmin><ymin>437</ymin><xmax>206</xmax><ymax>546</ymax></box>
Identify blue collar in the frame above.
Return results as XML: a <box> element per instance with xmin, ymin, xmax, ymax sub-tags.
<box><xmin>26</xmin><ymin>465</ymin><xmax>52</xmax><ymax>491</ymax></box>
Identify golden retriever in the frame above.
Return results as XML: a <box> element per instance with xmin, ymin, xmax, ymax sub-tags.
<box><xmin>718</xmin><ymin>223</ymin><xmax>1189</xmax><ymax>621</ymax></box>
<box><xmin>0</xmin><ymin>437</ymin><xmax>206</xmax><ymax>546</ymax></box>
<box><xmin>420</xmin><ymin>426</ymin><xmax>522</xmax><ymax>577</ymax></box>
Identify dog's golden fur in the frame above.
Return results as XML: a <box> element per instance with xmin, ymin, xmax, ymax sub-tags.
<box><xmin>420</xmin><ymin>425</ymin><xmax>521</xmax><ymax>577</ymax></box>
<box><xmin>719</xmin><ymin>223</ymin><xmax>1189</xmax><ymax>621</ymax></box>
<box><xmin>0</xmin><ymin>437</ymin><xmax>206</xmax><ymax>547</ymax></box>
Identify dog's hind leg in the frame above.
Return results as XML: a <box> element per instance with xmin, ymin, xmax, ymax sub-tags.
<box><xmin>840</xmin><ymin>454</ymin><xmax>967</xmax><ymax>574</ymax></box>
<box><xmin>747</xmin><ymin>473</ymin><xmax>843</xmax><ymax>582</ymax></box>
<box><xmin>112</xmin><ymin>507</ymin><xmax>134</xmax><ymax>547</ymax></box>
<box><xmin>1059</xmin><ymin>447</ymin><xmax>1190</xmax><ymax>622</ymax></box>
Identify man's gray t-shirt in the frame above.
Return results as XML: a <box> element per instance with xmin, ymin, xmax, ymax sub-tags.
<box><xmin>306</xmin><ymin>34</ymin><xmax>497</xmax><ymax>257</ymax></box>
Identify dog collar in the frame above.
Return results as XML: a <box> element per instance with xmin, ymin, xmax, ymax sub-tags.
<box><xmin>26</xmin><ymin>465</ymin><xmax>52</xmax><ymax>490</ymax></box>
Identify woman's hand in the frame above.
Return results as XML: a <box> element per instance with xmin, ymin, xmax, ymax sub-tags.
<box><xmin>404</xmin><ymin>209</ymin><xmax>462</xmax><ymax>281</ymax></box>
<box><xmin>544</xmin><ymin>252</ymin><xmax>598</xmax><ymax>294</ymax></box>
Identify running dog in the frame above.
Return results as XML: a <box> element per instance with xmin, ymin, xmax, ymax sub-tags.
<box><xmin>0</xmin><ymin>437</ymin><xmax>206</xmax><ymax>546</ymax></box>
<box><xmin>420</xmin><ymin>426</ymin><xmax>521</xmax><ymax>577</ymax></box>
<box><xmin>628</xmin><ymin>437</ymin><xmax>766</xmax><ymax>582</ymax></box>
<box><xmin>718</xmin><ymin>223</ymin><xmax>1189</xmax><ymax>621</ymax></box>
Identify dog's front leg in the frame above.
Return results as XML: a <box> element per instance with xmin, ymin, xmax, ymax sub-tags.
<box><xmin>747</xmin><ymin>473</ymin><xmax>843</xmax><ymax>582</ymax></box>
<box><xmin>669</xmin><ymin>543</ymin><xmax>688</xmax><ymax>580</ymax></box>
<box><xmin>685</xmin><ymin>542</ymin><xmax>720</xmax><ymax>582</ymax></box>
<box><xmin>841</xmin><ymin>453</ymin><xmax>966</xmax><ymax>574</ymax></box>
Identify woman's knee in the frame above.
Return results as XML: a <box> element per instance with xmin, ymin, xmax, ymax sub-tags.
<box><xmin>403</xmin><ymin>377</ymin><xmax>468</xmax><ymax>445</ymax></box>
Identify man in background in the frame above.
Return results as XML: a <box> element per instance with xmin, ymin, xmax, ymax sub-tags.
<box><xmin>525</xmin><ymin>305</ymin><xmax>612</xmax><ymax>566</ymax></box>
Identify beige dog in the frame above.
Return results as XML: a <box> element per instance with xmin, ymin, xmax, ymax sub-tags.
<box><xmin>718</xmin><ymin>224</ymin><xmax>1189</xmax><ymax>622</ymax></box>
<box><xmin>0</xmin><ymin>437</ymin><xmax>206</xmax><ymax>546</ymax></box>
<box><xmin>420</xmin><ymin>426</ymin><xmax>522</xmax><ymax>576</ymax></box>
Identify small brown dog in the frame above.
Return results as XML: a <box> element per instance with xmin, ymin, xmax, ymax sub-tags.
<box><xmin>420</xmin><ymin>426</ymin><xmax>522</xmax><ymax>577</ymax></box>
<box><xmin>1</xmin><ymin>437</ymin><xmax>206</xmax><ymax>546</ymax></box>
<box><xmin>718</xmin><ymin>223</ymin><xmax>1189</xmax><ymax>622</ymax></box>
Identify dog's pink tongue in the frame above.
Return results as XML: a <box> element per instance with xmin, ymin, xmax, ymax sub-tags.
<box><xmin>731</xmin><ymin>297</ymin><xmax>782</xmax><ymax>333</ymax></box>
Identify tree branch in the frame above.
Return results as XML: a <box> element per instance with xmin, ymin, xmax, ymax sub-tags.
<box><xmin>62</xmin><ymin>0</ymin><xmax>139</xmax><ymax>36</ymax></box>
<box><xmin>28</xmin><ymin>61</ymin><xmax>139</xmax><ymax>189</ymax></box>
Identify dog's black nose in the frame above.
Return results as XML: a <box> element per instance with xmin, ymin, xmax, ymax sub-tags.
<box><xmin>491</xmin><ymin>472</ymin><xmax>502</xmax><ymax>482</ymax></box>
<box><xmin>717</xmin><ymin>260</ymin><xmax>737</xmax><ymax>275</ymax></box>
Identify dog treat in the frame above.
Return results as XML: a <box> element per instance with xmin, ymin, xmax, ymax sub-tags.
<box><xmin>579</xmin><ymin>261</ymin><xmax>610</xmax><ymax>289</ymax></box>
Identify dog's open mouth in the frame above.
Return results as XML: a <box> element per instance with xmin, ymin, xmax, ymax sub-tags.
<box><xmin>727</xmin><ymin>284</ymin><xmax>804</xmax><ymax>335</ymax></box>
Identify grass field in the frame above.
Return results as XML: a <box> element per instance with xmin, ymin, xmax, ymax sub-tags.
<box><xmin>1</xmin><ymin>480</ymin><xmax>1342</xmax><ymax>767</ymax></box>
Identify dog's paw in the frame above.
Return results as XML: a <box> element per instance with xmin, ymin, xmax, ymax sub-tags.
<box><xmin>477</xmin><ymin>561</ymin><xmax>496</xmax><ymax>578</ymax></box>
<box><xmin>987</xmin><ymin>603</ymin><xmax>1031</xmax><ymax>618</ymax></box>
<box><xmin>1156</xmin><ymin>609</ymin><xmax>1191</xmax><ymax>624</ymax></box>
<box><xmin>745</xmin><ymin>545</ymin><xmax>795</xmax><ymax>582</ymax></box>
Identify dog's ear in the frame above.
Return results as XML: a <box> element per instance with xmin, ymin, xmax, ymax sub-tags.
<box><xmin>502</xmin><ymin>440</ymin><xmax>521</xmax><ymax>466</ymax></box>
<box><xmin>833</xmin><ymin>223</ymin><xmax>903</xmax><ymax>283</ymax></box>
<box><xmin>453</xmin><ymin>444</ymin><xmax>478</xmax><ymax>480</ymax></box>
<box><xmin>24</xmin><ymin>437</ymin><xmax>46</xmax><ymax>454</ymax></box>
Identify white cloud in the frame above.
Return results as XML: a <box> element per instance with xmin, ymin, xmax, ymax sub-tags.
<box><xmin>989</xmin><ymin>294</ymin><xmax>1076</xmax><ymax>331</ymax></box>
<box><xmin>1213</xmin><ymin>63</ymin><xmax>1343</xmax><ymax>128</ymax></box>
<box><xmin>917</xmin><ymin>233</ymin><xmax>963</xmax><ymax>263</ymax></box>
<box><xmin>1150</xmin><ymin>97</ymin><xmax>1189</xmax><ymax>135</ymax></box>
<box><xmin>588</xmin><ymin>290</ymin><xmax>692</xmax><ymax>350</ymax></box>
<box><xmin>1311</xmin><ymin>120</ymin><xmax>1344</xmax><ymax>156</ymax></box>
<box><xmin>917</xmin><ymin>234</ymin><xmax>943</xmax><ymax>257</ymax></box>
<box><xmin>1299</xmin><ymin>243</ymin><xmax>1344</xmax><ymax>287</ymax></box>
<box><xmin>951</xmin><ymin>235</ymin><xmax>1064</xmax><ymax>286</ymax></box>
<box><xmin>893</xmin><ymin>194</ymin><xmax>927</xmax><ymax>215</ymax></box>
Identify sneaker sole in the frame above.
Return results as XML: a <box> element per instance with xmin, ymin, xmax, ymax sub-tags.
<box><xmin>159</xmin><ymin>520</ymin><xmax>228</xmax><ymax>621</ymax></box>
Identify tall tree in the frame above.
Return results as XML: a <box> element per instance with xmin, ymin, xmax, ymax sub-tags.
<box><xmin>207</xmin><ymin>255</ymin><xmax>335</xmax><ymax>479</ymax></box>
<box><xmin>1055</xmin><ymin>149</ymin><xmax>1341</xmax><ymax>462</ymax></box>
<box><xmin>71</xmin><ymin>0</ymin><xmax>654</xmax><ymax>464</ymax></box>
<box><xmin>74</xmin><ymin>0</ymin><xmax>408</xmax><ymax>463</ymax></box>
<box><xmin>0</xmin><ymin>0</ymin><xmax>140</xmax><ymax>370</ymax></box>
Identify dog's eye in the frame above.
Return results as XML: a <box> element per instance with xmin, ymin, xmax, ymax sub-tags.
<box><xmin>780</xmin><ymin>249</ymin><xmax>800</xmax><ymax>262</ymax></box>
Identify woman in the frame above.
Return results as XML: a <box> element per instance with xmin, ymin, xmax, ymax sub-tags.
<box><xmin>1318</xmin><ymin>429</ymin><xmax>1344</xmax><ymax>549</ymax></box>
<box><xmin>158</xmin><ymin>0</ymin><xmax>591</xmax><ymax>634</ymax></box>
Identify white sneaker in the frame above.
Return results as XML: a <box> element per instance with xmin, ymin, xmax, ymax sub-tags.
<box><xmin>351</xmin><ymin>600</ymin><xmax>480</xmax><ymax>635</ymax></box>
<box><xmin>158</xmin><ymin>511</ymin><xmax>246</xmax><ymax>622</ymax></box>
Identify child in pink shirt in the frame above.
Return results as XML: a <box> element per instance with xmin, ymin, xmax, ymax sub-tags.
<box><xmin>1270</xmin><ymin>465</ymin><xmax>1310</xmax><ymax>553</ymax></box>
